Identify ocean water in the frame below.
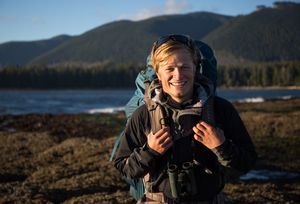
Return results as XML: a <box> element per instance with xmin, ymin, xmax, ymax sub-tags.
<box><xmin>240</xmin><ymin>169</ymin><xmax>300</xmax><ymax>181</ymax></box>
<box><xmin>0</xmin><ymin>88</ymin><xmax>300</xmax><ymax>115</ymax></box>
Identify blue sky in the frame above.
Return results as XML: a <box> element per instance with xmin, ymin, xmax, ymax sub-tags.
<box><xmin>0</xmin><ymin>0</ymin><xmax>299</xmax><ymax>43</ymax></box>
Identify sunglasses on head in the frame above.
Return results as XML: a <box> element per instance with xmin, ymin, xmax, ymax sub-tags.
<box><xmin>152</xmin><ymin>34</ymin><xmax>194</xmax><ymax>53</ymax></box>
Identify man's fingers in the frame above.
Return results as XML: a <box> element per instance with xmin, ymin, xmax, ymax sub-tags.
<box><xmin>199</xmin><ymin>121</ymin><xmax>213</xmax><ymax>131</ymax></box>
<box><xmin>194</xmin><ymin>121</ymin><xmax>215</xmax><ymax>135</ymax></box>
<box><xmin>154</xmin><ymin>126</ymin><xmax>169</xmax><ymax>137</ymax></box>
<box><xmin>158</xmin><ymin>131</ymin><xmax>171</xmax><ymax>144</ymax></box>
<box><xmin>162</xmin><ymin>137</ymin><xmax>173</xmax><ymax>148</ymax></box>
<box><xmin>193</xmin><ymin>126</ymin><xmax>204</xmax><ymax>136</ymax></box>
<box><xmin>194</xmin><ymin>134</ymin><xmax>203</xmax><ymax>142</ymax></box>
<box><xmin>196</xmin><ymin>123</ymin><xmax>207</xmax><ymax>131</ymax></box>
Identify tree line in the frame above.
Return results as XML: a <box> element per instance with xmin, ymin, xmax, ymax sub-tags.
<box><xmin>0</xmin><ymin>61</ymin><xmax>299</xmax><ymax>89</ymax></box>
<box><xmin>218</xmin><ymin>61</ymin><xmax>300</xmax><ymax>87</ymax></box>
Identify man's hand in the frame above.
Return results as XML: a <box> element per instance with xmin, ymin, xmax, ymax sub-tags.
<box><xmin>147</xmin><ymin>126</ymin><xmax>173</xmax><ymax>155</ymax></box>
<box><xmin>193</xmin><ymin>121</ymin><xmax>225</xmax><ymax>149</ymax></box>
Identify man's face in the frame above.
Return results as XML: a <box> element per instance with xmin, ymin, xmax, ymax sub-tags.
<box><xmin>156</xmin><ymin>48</ymin><xmax>196</xmax><ymax>103</ymax></box>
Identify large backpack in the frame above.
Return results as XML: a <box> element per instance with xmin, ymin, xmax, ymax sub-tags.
<box><xmin>110</xmin><ymin>39</ymin><xmax>217</xmax><ymax>201</ymax></box>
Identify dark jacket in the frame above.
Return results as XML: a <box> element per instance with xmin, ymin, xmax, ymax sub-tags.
<box><xmin>114</xmin><ymin>96</ymin><xmax>257</xmax><ymax>201</ymax></box>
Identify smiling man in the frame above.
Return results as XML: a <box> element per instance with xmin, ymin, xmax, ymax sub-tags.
<box><xmin>156</xmin><ymin>48</ymin><xmax>195</xmax><ymax>103</ymax></box>
<box><xmin>114</xmin><ymin>35</ymin><xmax>257</xmax><ymax>203</ymax></box>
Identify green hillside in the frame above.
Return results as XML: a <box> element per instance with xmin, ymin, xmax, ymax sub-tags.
<box><xmin>1</xmin><ymin>2</ymin><xmax>299</xmax><ymax>66</ymax></box>
<box><xmin>203</xmin><ymin>2</ymin><xmax>300</xmax><ymax>64</ymax></box>
<box><xmin>0</xmin><ymin>35</ymin><xmax>72</xmax><ymax>65</ymax></box>
<box><xmin>30</xmin><ymin>12</ymin><xmax>231</xmax><ymax>65</ymax></box>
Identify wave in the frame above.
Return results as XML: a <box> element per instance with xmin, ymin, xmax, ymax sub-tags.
<box><xmin>85</xmin><ymin>95</ymin><xmax>297</xmax><ymax>114</ymax></box>
<box><xmin>237</xmin><ymin>95</ymin><xmax>296</xmax><ymax>103</ymax></box>
<box><xmin>279</xmin><ymin>95</ymin><xmax>293</xmax><ymax>100</ymax></box>
<box><xmin>237</xmin><ymin>97</ymin><xmax>265</xmax><ymax>103</ymax></box>
<box><xmin>86</xmin><ymin>106</ymin><xmax>125</xmax><ymax>114</ymax></box>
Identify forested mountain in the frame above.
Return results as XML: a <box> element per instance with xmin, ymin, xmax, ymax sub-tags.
<box><xmin>29</xmin><ymin>12</ymin><xmax>230</xmax><ymax>65</ymax></box>
<box><xmin>0</xmin><ymin>2</ymin><xmax>299</xmax><ymax>66</ymax></box>
<box><xmin>203</xmin><ymin>2</ymin><xmax>300</xmax><ymax>65</ymax></box>
<box><xmin>0</xmin><ymin>35</ymin><xmax>72</xmax><ymax>65</ymax></box>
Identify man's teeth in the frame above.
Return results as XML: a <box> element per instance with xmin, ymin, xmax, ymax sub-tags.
<box><xmin>171</xmin><ymin>82</ymin><xmax>186</xmax><ymax>86</ymax></box>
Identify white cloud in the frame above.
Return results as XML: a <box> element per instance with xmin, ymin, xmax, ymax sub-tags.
<box><xmin>0</xmin><ymin>15</ymin><xmax>17</xmax><ymax>22</ymax></box>
<box><xmin>134</xmin><ymin>8</ymin><xmax>158</xmax><ymax>20</ymax></box>
<box><xmin>119</xmin><ymin>8</ymin><xmax>158</xmax><ymax>21</ymax></box>
<box><xmin>165</xmin><ymin>0</ymin><xmax>190</xmax><ymax>14</ymax></box>
<box><xmin>122</xmin><ymin>0</ymin><xmax>192</xmax><ymax>21</ymax></box>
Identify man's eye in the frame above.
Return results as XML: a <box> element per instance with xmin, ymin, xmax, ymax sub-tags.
<box><xmin>165</xmin><ymin>68</ymin><xmax>174</xmax><ymax>72</ymax></box>
<box><xmin>182</xmin><ymin>66</ymin><xmax>191</xmax><ymax>71</ymax></box>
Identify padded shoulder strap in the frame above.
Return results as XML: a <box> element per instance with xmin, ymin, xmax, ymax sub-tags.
<box><xmin>144</xmin><ymin>80</ymin><xmax>167</xmax><ymax>135</ymax></box>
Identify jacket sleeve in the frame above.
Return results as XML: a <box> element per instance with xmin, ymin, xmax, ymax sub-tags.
<box><xmin>114</xmin><ymin>105</ymin><xmax>161</xmax><ymax>179</ymax></box>
<box><xmin>211</xmin><ymin>98</ymin><xmax>257</xmax><ymax>175</ymax></box>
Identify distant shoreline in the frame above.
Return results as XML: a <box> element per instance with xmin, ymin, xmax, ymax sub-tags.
<box><xmin>0</xmin><ymin>86</ymin><xmax>300</xmax><ymax>91</ymax></box>
<box><xmin>218</xmin><ymin>86</ymin><xmax>300</xmax><ymax>90</ymax></box>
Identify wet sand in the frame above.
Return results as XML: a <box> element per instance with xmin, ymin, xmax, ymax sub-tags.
<box><xmin>0</xmin><ymin>98</ymin><xmax>300</xmax><ymax>203</ymax></box>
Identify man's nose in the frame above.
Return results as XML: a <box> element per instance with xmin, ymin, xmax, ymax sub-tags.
<box><xmin>173</xmin><ymin>68</ymin><xmax>183</xmax><ymax>78</ymax></box>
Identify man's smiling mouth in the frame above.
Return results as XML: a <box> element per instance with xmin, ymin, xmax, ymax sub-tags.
<box><xmin>170</xmin><ymin>81</ymin><xmax>187</xmax><ymax>87</ymax></box>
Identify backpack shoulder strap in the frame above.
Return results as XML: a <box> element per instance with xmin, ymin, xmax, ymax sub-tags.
<box><xmin>142</xmin><ymin>80</ymin><xmax>169</xmax><ymax>193</ymax></box>
<box><xmin>144</xmin><ymin>80</ymin><xmax>168</xmax><ymax>135</ymax></box>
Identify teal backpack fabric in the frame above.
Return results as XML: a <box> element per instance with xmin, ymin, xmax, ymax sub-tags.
<box><xmin>110</xmin><ymin>40</ymin><xmax>217</xmax><ymax>201</ymax></box>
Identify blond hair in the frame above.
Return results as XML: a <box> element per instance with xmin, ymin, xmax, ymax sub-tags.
<box><xmin>150</xmin><ymin>40</ymin><xmax>200</xmax><ymax>72</ymax></box>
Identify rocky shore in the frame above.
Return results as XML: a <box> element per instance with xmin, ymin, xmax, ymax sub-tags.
<box><xmin>0</xmin><ymin>98</ymin><xmax>300</xmax><ymax>203</ymax></box>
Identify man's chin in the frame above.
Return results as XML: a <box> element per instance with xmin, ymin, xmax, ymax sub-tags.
<box><xmin>174</xmin><ymin>90</ymin><xmax>187</xmax><ymax>96</ymax></box>
<box><xmin>173</xmin><ymin>92</ymin><xmax>185</xmax><ymax>99</ymax></box>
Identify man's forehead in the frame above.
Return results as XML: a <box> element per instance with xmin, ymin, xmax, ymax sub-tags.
<box><xmin>159</xmin><ymin>58</ymin><xmax>193</xmax><ymax>67</ymax></box>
